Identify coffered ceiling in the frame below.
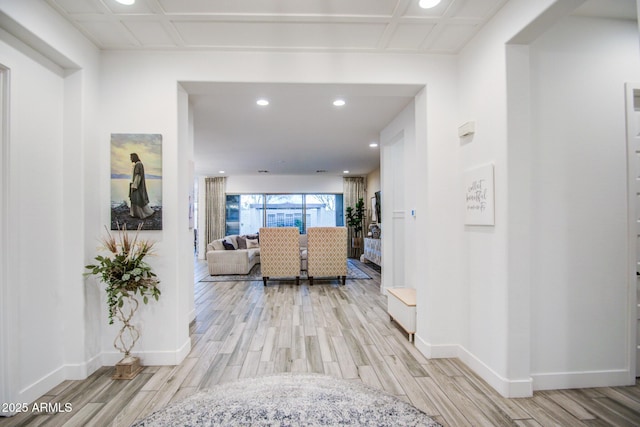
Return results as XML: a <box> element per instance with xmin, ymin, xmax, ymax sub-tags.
<box><xmin>41</xmin><ymin>0</ymin><xmax>637</xmax><ymax>176</ymax></box>
<box><xmin>45</xmin><ymin>0</ymin><xmax>508</xmax><ymax>54</ymax></box>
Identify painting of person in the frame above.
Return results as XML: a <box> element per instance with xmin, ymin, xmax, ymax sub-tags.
<box><xmin>129</xmin><ymin>152</ymin><xmax>155</xmax><ymax>219</ymax></box>
<box><xmin>110</xmin><ymin>133</ymin><xmax>162</xmax><ymax>230</ymax></box>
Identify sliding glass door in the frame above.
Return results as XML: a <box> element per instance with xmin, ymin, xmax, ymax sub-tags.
<box><xmin>225</xmin><ymin>193</ymin><xmax>343</xmax><ymax>235</ymax></box>
<box><xmin>265</xmin><ymin>194</ymin><xmax>303</xmax><ymax>232</ymax></box>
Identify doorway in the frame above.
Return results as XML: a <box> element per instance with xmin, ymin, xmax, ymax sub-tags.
<box><xmin>626</xmin><ymin>82</ymin><xmax>640</xmax><ymax>378</ymax></box>
<box><xmin>0</xmin><ymin>65</ymin><xmax>12</xmax><ymax>415</ymax></box>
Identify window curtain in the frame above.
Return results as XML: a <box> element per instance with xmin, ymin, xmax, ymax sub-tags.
<box><xmin>205</xmin><ymin>176</ymin><xmax>227</xmax><ymax>245</ymax></box>
<box><xmin>343</xmin><ymin>177</ymin><xmax>365</xmax><ymax>258</ymax></box>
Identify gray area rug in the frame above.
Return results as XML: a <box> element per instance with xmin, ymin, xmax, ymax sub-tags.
<box><xmin>132</xmin><ymin>374</ymin><xmax>442</xmax><ymax>426</ymax></box>
<box><xmin>200</xmin><ymin>259</ymin><xmax>371</xmax><ymax>282</ymax></box>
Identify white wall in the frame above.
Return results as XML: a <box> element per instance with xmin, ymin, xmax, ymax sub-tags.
<box><xmin>528</xmin><ymin>15</ymin><xmax>640</xmax><ymax>390</ymax></box>
<box><xmin>380</xmin><ymin>102</ymin><xmax>412</xmax><ymax>291</ymax></box>
<box><xmin>454</xmin><ymin>0</ymin><xmax>640</xmax><ymax>396</ymax></box>
<box><xmin>227</xmin><ymin>174</ymin><xmax>343</xmax><ymax>194</ymax></box>
<box><xmin>456</xmin><ymin>0</ymin><xmax>557</xmax><ymax>397</ymax></box>
<box><xmin>0</xmin><ymin>0</ymin><xmax>101</xmax><ymax>408</ymax></box>
<box><xmin>99</xmin><ymin>57</ymin><xmax>192</xmax><ymax>366</ymax></box>
<box><xmin>3</xmin><ymin>0</ymin><xmax>638</xmax><ymax>408</ymax></box>
<box><xmin>0</xmin><ymin>31</ymin><xmax>66</xmax><ymax>404</ymax></box>
<box><xmin>98</xmin><ymin>47</ymin><xmax>457</xmax><ymax>367</ymax></box>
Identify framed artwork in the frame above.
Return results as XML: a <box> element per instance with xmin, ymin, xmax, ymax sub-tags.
<box><xmin>371</xmin><ymin>196</ymin><xmax>377</xmax><ymax>223</ymax></box>
<box><xmin>110</xmin><ymin>133</ymin><xmax>163</xmax><ymax>230</ymax></box>
<box><xmin>464</xmin><ymin>163</ymin><xmax>494</xmax><ymax>226</ymax></box>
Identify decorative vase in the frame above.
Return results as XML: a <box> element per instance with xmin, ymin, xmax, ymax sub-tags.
<box><xmin>112</xmin><ymin>294</ymin><xmax>143</xmax><ymax>380</ymax></box>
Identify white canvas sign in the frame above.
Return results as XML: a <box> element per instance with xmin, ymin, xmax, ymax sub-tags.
<box><xmin>464</xmin><ymin>164</ymin><xmax>495</xmax><ymax>225</ymax></box>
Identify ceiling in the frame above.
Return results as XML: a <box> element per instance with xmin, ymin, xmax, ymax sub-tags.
<box><xmin>43</xmin><ymin>0</ymin><xmax>637</xmax><ymax>176</ymax></box>
<box><xmin>183</xmin><ymin>82</ymin><xmax>423</xmax><ymax>176</ymax></box>
<box><xmin>45</xmin><ymin>0</ymin><xmax>509</xmax><ymax>54</ymax></box>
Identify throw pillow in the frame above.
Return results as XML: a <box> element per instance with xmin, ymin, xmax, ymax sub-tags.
<box><xmin>245</xmin><ymin>233</ymin><xmax>259</xmax><ymax>241</ymax></box>
<box><xmin>237</xmin><ymin>236</ymin><xmax>247</xmax><ymax>249</ymax></box>
<box><xmin>222</xmin><ymin>240</ymin><xmax>235</xmax><ymax>250</ymax></box>
<box><xmin>226</xmin><ymin>235</ymin><xmax>239</xmax><ymax>249</ymax></box>
<box><xmin>246</xmin><ymin>239</ymin><xmax>259</xmax><ymax>249</ymax></box>
<box><xmin>211</xmin><ymin>239</ymin><xmax>225</xmax><ymax>251</ymax></box>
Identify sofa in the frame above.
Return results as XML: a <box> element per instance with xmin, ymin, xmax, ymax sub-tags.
<box><xmin>206</xmin><ymin>234</ymin><xmax>260</xmax><ymax>275</ymax></box>
<box><xmin>206</xmin><ymin>232</ymin><xmax>309</xmax><ymax>276</ymax></box>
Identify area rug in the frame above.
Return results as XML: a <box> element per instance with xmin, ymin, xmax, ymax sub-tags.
<box><xmin>200</xmin><ymin>259</ymin><xmax>371</xmax><ymax>282</ymax></box>
<box><xmin>132</xmin><ymin>373</ymin><xmax>441</xmax><ymax>426</ymax></box>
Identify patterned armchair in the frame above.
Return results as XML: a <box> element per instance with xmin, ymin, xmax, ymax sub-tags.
<box><xmin>259</xmin><ymin>227</ymin><xmax>301</xmax><ymax>286</ymax></box>
<box><xmin>307</xmin><ymin>227</ymin><xmax>348</xmax><ymax>286</ymax></box>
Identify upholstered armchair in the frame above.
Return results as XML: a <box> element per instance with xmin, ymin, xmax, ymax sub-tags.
<box><xmin>307</xmin><ymin>227</ymin><xmax>348</xmax><ymax>286</ymax></box>
<box><xmin>259</xmin><ymin>227</ymin><xmax>301</xmax><ymax>286</ymax></box>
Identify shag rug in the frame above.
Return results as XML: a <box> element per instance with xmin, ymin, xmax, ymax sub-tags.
<box><xmin>200</xmin><ymin>259</ymin><xmax>371</xmax><ymax>282</ymax></box>
<box><xmin>132</xmin><ymin>374</ymin><xmax>441</xmax><ymax>426</ymax></box>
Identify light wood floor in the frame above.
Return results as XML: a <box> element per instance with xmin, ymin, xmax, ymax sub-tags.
<box><xmin>3</xmin><ymin>259</ymin><xmax>640</xmax><ymax>426</ymax></box>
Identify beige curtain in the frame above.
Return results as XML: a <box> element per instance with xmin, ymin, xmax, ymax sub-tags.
<box><xmin>205</xmin><ymin>177</ymin><xmax>227</xmax><ymax>245</ymax></box>
<box><xmin>343</xmin><ymin>177</ymin><xmax>366</xmax><ymax>258</ymax></box>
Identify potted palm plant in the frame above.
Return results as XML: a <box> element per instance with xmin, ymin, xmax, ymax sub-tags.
<box><xmin>346</xmin><ymin>197</ymin><xmax>366</xmax><ymax>253</ymax></box>
<box><xmin>85</xmin><ymin>224</ymin><xmax>161</xmax><ymax>380</ymax></box>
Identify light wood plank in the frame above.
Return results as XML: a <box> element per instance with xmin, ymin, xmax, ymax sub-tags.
<box><xmin>4</xmin><ymin>258</ymin><xmax>640</xmax><ymax>427</ymax></box>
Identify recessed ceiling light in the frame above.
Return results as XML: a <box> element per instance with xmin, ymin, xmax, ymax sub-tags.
<box><xmin>333</xmin><ymin>99</ymin><xmax>346</xmax><ymax>107</ymax></box>
<box><xmin>219</xmin><ymin>170</ymin><xmax>225</xmax><ymax>174</ymax></box>
<box><xmin>115</xmin><ymin>0</ymin><xmax>135</xmax><ymax>5</ymax></box>
<box><xmin>369</xmin><ymin>143</ymin><xmax>379</xmax><ymax>148</ymax></box>
<box><xmin>418</xmin><ymin>0</ymin><xmax>441</xmax><ymax>9</ymax></box>
<box><xmin>256</xmin><ymin>99</ymin><xmax>269</xmax><ymax>106</ymax></box>
<box><xmin>343</xmin><ymin>170</ymin><xmax>350</xmax><ymax>174</ymax></box>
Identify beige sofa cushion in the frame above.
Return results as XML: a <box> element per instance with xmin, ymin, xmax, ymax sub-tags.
<box><xmin>210</xmin><ymin>239</ymin><xmax>225</xmax><ymax>251</ymax></box>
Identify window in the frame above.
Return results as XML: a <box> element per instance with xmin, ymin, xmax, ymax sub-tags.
<box><xmin>267</xmin><ymin>194</ymin><xmax>303</xmax><ymax>231</ymax></box>
<box><xmin>225</xmin><ymin>193</ymin><xmax>344</xmax><ymax>234</ymax></box>
<box><xmin>225</xmin><ymin>194</ymin><xmax>265</xmax><ymax>235</ymax></box>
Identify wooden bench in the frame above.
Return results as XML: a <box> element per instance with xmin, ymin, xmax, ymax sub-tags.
<box><xmin>387</xmin><ymin>287</ymin><xmax>416</xmax><ymax>342</ymax></box>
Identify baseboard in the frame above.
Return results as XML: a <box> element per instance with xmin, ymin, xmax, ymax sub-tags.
<box><xmin>101</xmin><ymin>337</ymin><xmax>192</xmax><ymax>366</ymax></box>
<box><xmin>17</xmin><ymin>364</ymin><xmax>66</xmax><ymax>404</ymax></box>
<box><xmin>64</xmin><ymin>354</ymin><xmax>102</xmax><ymax>380</ymax></box>
<box><xmin>414</xmin><ymin>334</ymin><xmax>459</xmax><ymax>359</ymax></box>
<box><xmin>14</xmin><ymin>339</ymin><xmax>191</xmax><ymax>409</ymax></box>
<box><xmin>413</xmin><ymin>335</ymin><xmax>533</xmax><ymax>398</ymax></box>
<box><xmin>532</xmin><ymin>368</ymin><xmax>634</xmax><ymax>391</ymax></box>
<box><xmin>12</xmin><ymin>351</ymin><xmax>108</xmax><ymax>408</ymax></box>
<box><xmin>458</xmin><ymin>347</ymin><xmax>533</xmax><ymax>398</ymax></box>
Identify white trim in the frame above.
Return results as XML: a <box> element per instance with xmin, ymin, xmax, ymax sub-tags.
<box><xmin>414</xmin><ymin>334</ymin><xmax>458</xmax><ymax>359</ymax></box>
<box><xmin>16</xmin><ymin>367</ymin><xmax>66</xmax><ymax>404</ymax></box>
<box><xmin>457</xmin><ymin>347</ymin><xmax>533</xmax><ymax>398</ymax></box>
<box><xmin>12</xmin><ymin>355</ymin><xmax>101</xmax><ymax>404</ymax></box>
<box><xmin>0</xmin><ymin>66</ymin><xmax>13</xmax><ymax>416</ymax></box>
<box><xmin>531</xmin><ymin>369</ymin><xmax>633</xmax><ymax>391</ymax></box>
<box><xmin>100</xmin><ymin>337</ymin><xmax>192</xmax><ymax>366</ymax></box>
<box><xmin>625</xmin><ymin>82</ymin><xmax>640</xmax><ymax>382</ymax></box>
<box><xmin>413</xmin><ymin>336</ymin><xmax>534</xmax><ymax>398</ymax></box>
<box><xmin>63</xmin><ymin>354</ymin><xmax>102</xmax><ymax>381</ymax></box>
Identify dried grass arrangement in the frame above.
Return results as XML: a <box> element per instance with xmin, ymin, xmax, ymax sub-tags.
<box><xmin>85</xmin><ymin>223</ymin><xmax>161</xmax><ymax>325</ymax></box>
